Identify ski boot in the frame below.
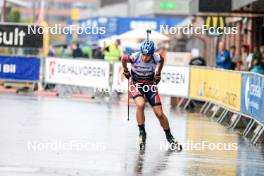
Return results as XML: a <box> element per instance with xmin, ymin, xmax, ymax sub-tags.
<box><xmin>166</xmin><ymin>133</ymin><xmax>182</xmax><ymax>152</ymax></box>
<box><xmin>139</xmin><ymin>131</ymin><xmax>146</xmax><ymax>151</ymax></box>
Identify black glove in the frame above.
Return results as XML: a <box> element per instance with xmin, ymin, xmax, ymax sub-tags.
<box><xmin>123</xmin><ymin>69</ymin><xmax>131</xmax><ymax>80</ymax></box>
<box><xmin>154</xmin><ymin>73</ymin><xmax>161</xmax><ymax>84</ymax></box>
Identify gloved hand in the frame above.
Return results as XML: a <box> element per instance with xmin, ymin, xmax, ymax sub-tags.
<box><xmin>123</xmin><ymin>69</ymin><xmax>131</xmax><ymax>80</ymax></box>
<box><xmin>154</xmin><ymin>72</ymin><xmax>161</xmax><ymax>84</ymax></box>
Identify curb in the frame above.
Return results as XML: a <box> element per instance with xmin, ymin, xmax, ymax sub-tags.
<box><xmin>0</xmin><ymin>87</ymin><xmax>17</xmax><ymax>93</ymax></box>
<box><xmin>71</xmin><ymin>93</ymin><xmax>95</xmax><ymax>100</ymax></box>
<box><xmin>34</xmin><ymin>91</ymin><xmax>59</xmax><ymax>97</ymax></box>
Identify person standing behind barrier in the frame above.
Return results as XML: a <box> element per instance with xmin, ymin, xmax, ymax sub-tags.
<box><xmin>250</xmin><ymin>58</ymin><xmax>264</xmax><ymax>75</ymax></box>
<box><xmin>250</xmin><ymin>47</ymin><xmax>261</xmax><ymax>69</ymax></box>
<box><xmin>241</xmin><ymin>45</ymin><xmax>249</xmax><ymax>70</ymax></box>
<box><xmin>261</xmin><ymin>46</ymin><xmax>264</xmax><ymax>61</ymax></box>
<box><xmin>216</xmin><ymin>41</ymin><xmax>232</xmax><ymax>70</ymax></box>
<box><xmin>82</xmin><ymin>45</ymin><xmax>92</xmax><ymax>59</ymax></box>
<box><xmin>230</xmin><ymin>45</ymin><xmax>239</xmax><ymax>70</ymax></box>
<box><xmin>104</xmin><ymin>39</ymin><xmax>124</xmax><ymax>64</ymax></box>
<box><xmin>61</xmin><ymin>45</ymin><xmax>72</xmax><ymax>58</ymax></box>
<box><xmin>104</xmin><ymin>39</ymin><xmax>125</xmax><ymax>86</ymax></box>
<box><xmin>189</xmin><ymin>48</ymin><xmax>206</xmax><ymax>66</ymax></box>
<box><xmin>48</xmin><ymin>46</ymin><xmax>55</xmax><ymax>57</ymax></box>
<box><xmin>73</xmin><ymin>43</ymin><xmax>84</xmax><ymax>58</ymax></box>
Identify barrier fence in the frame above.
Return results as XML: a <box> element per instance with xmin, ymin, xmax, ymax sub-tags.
<box><xmin>0</xmin><ymin>55</ymin><xmax>40</xmax><ymax>81</ymax></box>
<box><xmin>190</xmin><ymin>67</ymin><xmax>241</xmax><ymax>112</ymax></box>
<box><xmin>43</xmin><ymin>58</ymin><xmax>264</xmax><ymax>124</ymax></box>
<box><xmin>0</xmin><ymin>56</ymin><xmax>263</xmax><ymax>143</ymax></box>
<box><xmin>241</xmin><ymin>73</ymin><xmax>264</xmax><ymax>123</ymax></box>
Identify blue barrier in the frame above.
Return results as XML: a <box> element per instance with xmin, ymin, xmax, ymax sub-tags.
<box><xmin>241</xmin><ymin>73</ymin><xmax>264</xmax><ymax>123</ymax></box>
<box><xmin>0</xmin><ymin>55</ymin><xmax>40</xmax><ymax>81</ymax></box>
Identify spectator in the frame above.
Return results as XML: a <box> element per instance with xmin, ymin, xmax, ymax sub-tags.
<box><xmin>48</xmin><ymin>46</ymin><xmax>55</xmax><ymax>57</ymax></box>
<box><xmin>93</xmin><ymin>46</ymin><xmax>104</xmax><ymax>59</ymax></box>
<box><xmin>250</xmin><ymin>47</ymin><xmax>261</xmax><ymax>68</ymax></box>
<box><xmin>82</xmin><ymin>45</ymin><xmax>92</xmax><ymax>59</ymax></box>
<box><xmin>189</xmin><ymin>56</ymin><xmax>206</xmax><ymax>66</ymax></box>
<box><xmin>116</xmin><ymin>39</ymin><xmax>125</xmax><ymax>59</ymax></box>
<box><xmin>261</xmin><ymin>46</ymin><xmax>264</xmax><ymax>62</ymax></box>
<box><xmin>73</xmin><ymin>43</ymin><xmax>83</xmax><ymax>58</ymax></box>
<box><xmin>250</xmin><ymin>58</ymin><xmax>264</xmax><ymax>75</ymax></box>
<box><xmin>241</xmin><ymin>44</ymin><xmax>249</xmax><ymax>70</ymax></box>
<box><xmin>216</xmin><ymin>41</ymin><xmax>232</xmax><ymax>69</ymax></box>
<box><xmin>189</xmin><ymin>48</ymin><xmax>206</xmax><ymax>66</ymax></box>
<box><xmin>104</xmin><ymin>39</ymin><xmax>124</xmax><ymax>64</ymax></box>
<box><xmin>235</xmin><ymin>60</ymin><xmax>243</xmax><ymax>71</ymax></box>
<box><xmin>230</xmin><ymin>45</ymin><xmax>239</xmax><ymax>61</ymax></box>
<box><xmin>61</xmin><ymin>45</ymin><xmax>72</xmax><ymax>58</ymax></box>
<box><xmin>230</xmin><ymin>45</ymin><xmax>239</xmax><ymax>69</ymax></box>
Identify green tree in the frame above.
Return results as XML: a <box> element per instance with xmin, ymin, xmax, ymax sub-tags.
<box><xmin>7</xmin><ymin>10</ymin><xmax>21</xmax><ymax>22</ymax></box>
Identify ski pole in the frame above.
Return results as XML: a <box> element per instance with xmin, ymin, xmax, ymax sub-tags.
<box><xmin>146</xmin><ymin>29</ymin><xmax>151</xmax><ymax>41</ymax></box>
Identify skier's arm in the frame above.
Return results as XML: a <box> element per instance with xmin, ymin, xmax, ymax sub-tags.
<box><xmin>156</xmin><ymin>55</ymin><xmax>164</xmax><ymax>75</ymax></box>
<box><xmin>121</xmin><ymin>54</ymin><xmax>131</xmax><ymax>79</ymax></box>
<box><xmin>121</xmin><ymin>54</ymin><xmax>129</xmax><ymax>71</ymax></box>
<box><xmin>154</xmin><ymin>55</ymin><xmax>164</xmax><ymax>84</ymax></box>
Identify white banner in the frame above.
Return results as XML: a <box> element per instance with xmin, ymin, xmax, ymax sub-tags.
<box><xmin>45</xmin><ymin>58</ymin><xmax>110</xmax><ymax>88</ymax></box>
<box><xmin>112</xmin><ymin>62</ymin><xmax>190</xmax><ymax>97</ymax></box>
<box><xmin>158</xmin><ymin>65</ymin><xmax>190</xmax><ymax>97</ymax></box>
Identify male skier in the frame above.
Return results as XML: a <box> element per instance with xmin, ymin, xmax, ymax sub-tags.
<box><xmin>121</xmin><ymin>40</ymin><xmax>182</xmax><ymax>150</ymax></box>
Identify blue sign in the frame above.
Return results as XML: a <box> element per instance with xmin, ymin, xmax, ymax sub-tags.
<box><xmin>0</xmin><ymin>56</ymin><xmax>40</xmax><ymax>81</ymax></box>
<box><xmin>67</xmin><ymin>16</ymin><xmax>185</xmax><ymax>42</ymax></box>
<box><xmin>241</xmin><ymin>73</ymin><xmax>264</xmax><ymax>122</ymax></box>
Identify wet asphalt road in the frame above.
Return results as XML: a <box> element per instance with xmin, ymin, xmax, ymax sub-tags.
<box><xmin>0</xmin><ymin>94</ymin><xmax>264</xmax><ymax>176</ymax></box>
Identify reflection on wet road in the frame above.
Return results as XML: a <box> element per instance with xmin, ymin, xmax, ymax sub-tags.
<box><xmin>0</xmin><ymin>94</ymin><xmax>263</xmax><ymax>176</ymax></box>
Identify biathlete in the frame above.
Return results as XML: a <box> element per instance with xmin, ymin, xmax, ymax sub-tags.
<box><xmin>121</xmin><ymin>40</ymin><xmax>182</xmax><ymax>151</ymax></box>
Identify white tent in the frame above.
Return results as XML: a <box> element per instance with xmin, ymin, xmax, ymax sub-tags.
<box><xmin>6</xmin><ymin>0</ymin><xmax>31</xmax><ymax>7</ymax></box>
<box><xmin>98</xmin><ymin>36</ymin><xmax>140</xmax><ymax>50</ymax></box>
<box><xmin>118</xmin><ymin>29</ymin><xmax>169</xmax><ymax>41</ymax></box>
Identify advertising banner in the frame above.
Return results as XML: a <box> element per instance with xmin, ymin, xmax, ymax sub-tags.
<box><xmin>45</xmin><ymin>58</ymin><xmax>110</xmax><ymax>89</ymax></box>
<box><xmin>0</xmin><ymin>55</ymin><xmax>40</xmax><ymax>81</ymax></box>
<box><xmin>190</xmin><ymin>67</ymin><xmax>241</xmax><ymax>111</ymax></box>
<box><xmin>241</xmin><ymin>73</ymin><xmax>264</xmax><ymax>122</ymax></box>
<box><xmin>112</xmin><ymin>62</ymin><xmax>190</xmax><ymax>97</ymax></box>
<box><xmin>0</xmin><ymin>24</ymin><xmax>43</xmax><ymax>48</ymax></box>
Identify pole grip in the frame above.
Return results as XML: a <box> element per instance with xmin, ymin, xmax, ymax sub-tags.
<box><xmin>146</xmin><ymin>29</ymin><xmax>151</xmax><ymax>41</ymax></box>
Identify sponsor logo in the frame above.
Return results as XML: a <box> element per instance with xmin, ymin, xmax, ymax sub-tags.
<box><xmin>0</xmin><ymin>28</ymin><xmax>26</xmax><ymax>46</ymax></box>
<box><xmin>199</xmin><ymin>83</ymin><xmax>204</xmax><ymax>96</ymax></box>
<box><xmin>244</xmin><ymin>76</ymin><xmax>262</xmax><ymax>111</ymax></box>
<box><xmin>49</xmin><ymin>61</ymin><xmax>57</xmax><ymax>79</ymax></box>
<box><xmin>204</xmin><ymin>16</ymin><xmax>225</xmax><ymax>37</ymax></box>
